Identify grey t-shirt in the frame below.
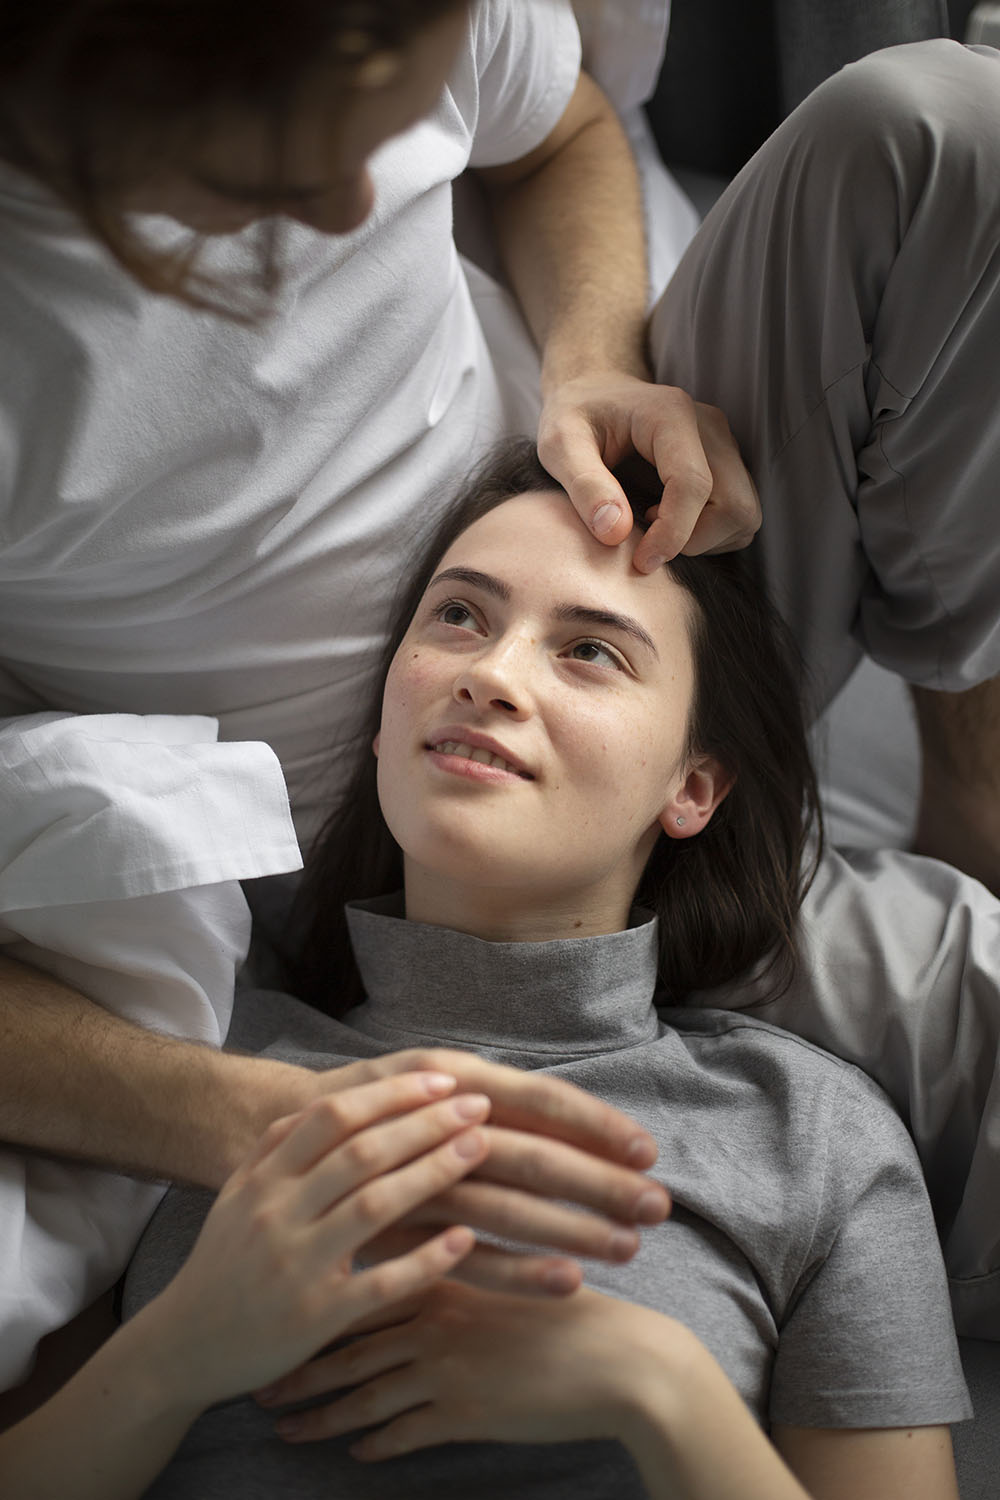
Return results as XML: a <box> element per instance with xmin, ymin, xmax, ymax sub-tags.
<box><xmin>124</xmin><ymin>900</ymin><xmax>970</xmax><ymax>1499</ymax></box>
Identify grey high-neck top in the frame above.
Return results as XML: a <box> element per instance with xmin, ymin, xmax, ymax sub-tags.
<box><xmin>125</xmin><ymin>899</ymin><xmax>969</xmax><ymax>1500</ymax></box>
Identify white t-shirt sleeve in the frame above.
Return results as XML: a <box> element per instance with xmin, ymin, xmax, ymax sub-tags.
<box><xmin>464</xmin><ymin>0</ymin><xmax>583</xmax><ymax>170</ymax></box>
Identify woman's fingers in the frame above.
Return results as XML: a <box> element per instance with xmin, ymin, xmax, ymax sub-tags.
<box><xmin>432</xmin><ymin>1242</ymin><xmax>583</xmax><ymax>1296</ymax></box>
<box><xmin>257</xmin><ymin>1318</ymin><xmax>418</xmax><ymax>1410</ymax></box>
<box><xmin>274</xmin><ymin>1357</ymin><xmax>431</xmax><ymax>1445</ymax></box>
<box><xmin>253</xmin><ymin>1071</ymin><xmax>461</xmax><ymax>1180</ymax></box>
<box><xmin>351</xmin><ymin>1225</ymin><xmax>583</xmax><ymax>1298</ymax></box>
<box><xmin>298</xmin><ymin>1093</ymin><xmax>491</xmax><ymax>1221</ymax></box>
<box><xmin>312</xmin><ymin>1121</ymin><xmax>491</xmax><ymax>1267</ymax></box>
<box><xmin>329</xmin><ymin>1226</ymin><xmax>475</xmax><ymax>1349</ymax></box>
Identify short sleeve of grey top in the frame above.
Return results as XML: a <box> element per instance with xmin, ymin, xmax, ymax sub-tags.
<box><xmin>124</xmin><ymin>902</ymin><xmax>969</xmax><ymax>1500</ymax></box>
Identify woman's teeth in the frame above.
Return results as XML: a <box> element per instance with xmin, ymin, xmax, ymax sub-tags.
<box><xmin>435</xmin><ymin>741</ymin><xmax>525</xmax><ymax>776</ymax></box>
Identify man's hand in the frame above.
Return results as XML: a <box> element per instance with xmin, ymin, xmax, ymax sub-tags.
<box><xmin>537</xmin><ymin>372</ymin><xmax>761</xmax><ymax>572</ymax></box>
<box><xmin>477</xmin><ymin>71</ymin><xmax>759</xmax><ymax>575</ymax></box>
<box><xmin>312</xmin><ymin>1048</ymin><xmax>671</xmax><ymax>1295</ymax></box>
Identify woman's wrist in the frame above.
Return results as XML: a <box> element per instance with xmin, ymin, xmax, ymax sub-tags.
<box><xmin>614</xmin><ymin>1320</ymin><xmax>810</xmax><ymax>1500</ymax></box>
<box><xmin>608</xmin><ymin>1310</ymin><xmax>696</xmax><ymax>1457</ymax></box>
<box><xmin>114</xmin><ymin>1299</ymin><xmax>218</xmax><ymax>1424</ymax></box>
<box><xmin>0</xmin><ymin>1309</ymin><xmax>213</xmax><ymax>1500</ymax></box>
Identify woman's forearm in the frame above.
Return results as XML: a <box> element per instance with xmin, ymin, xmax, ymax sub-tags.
<box><xmin>0</xmin><ymin>953</ymin><xmax>315</xmax><ymax>1186</ymax></box>
<box><xmin>619</xmin><ymin>1326</ymin><xmax>810</xmax><ymax>1500</ymax></box>
<box><xmin>0</xmin><ymin>1307</ymin><xmax>206</xmax><ymax>1500</ymax></box>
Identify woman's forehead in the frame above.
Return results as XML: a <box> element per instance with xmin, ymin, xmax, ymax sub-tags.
<box><xmin>435</xmin><ymin>490</ymin><xmax>692</xmax><ymax>635</ymax></box>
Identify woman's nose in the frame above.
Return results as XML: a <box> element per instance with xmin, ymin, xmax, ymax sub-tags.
<box><xmin>453</xmin><ymin>643</ymin><xmax>531</xmax><ymax>717</ymax></box>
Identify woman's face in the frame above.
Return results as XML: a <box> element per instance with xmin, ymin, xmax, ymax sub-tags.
<box><xmin>376</xmin><ymin>491</ymin><xmax>729</xmax><ymax>936</ymax></box>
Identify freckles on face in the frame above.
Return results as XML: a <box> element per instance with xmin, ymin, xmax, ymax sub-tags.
<box><xmin>376</xmin><ymin>490</ymin><xmax>698</xmax><ymax>898</ymax></box>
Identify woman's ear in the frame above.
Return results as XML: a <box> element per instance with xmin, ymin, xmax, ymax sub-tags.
<box><xmin>659</xmin><ymin>756</ymin><xmax>734</xmax><ymax>839</ymax></box>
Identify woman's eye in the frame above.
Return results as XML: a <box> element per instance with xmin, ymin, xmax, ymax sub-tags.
<box><xmin>567</xmin><ymin>640</ymin><xmax>622</xmax><ymax>670</ymax></box>
<box><xmin>435</xmin><ymin>601</ymin><xmax>476</xmax><ymax>629</ymax></box>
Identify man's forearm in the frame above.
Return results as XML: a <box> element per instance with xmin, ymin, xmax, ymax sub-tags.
<box><xmin>480</xmin><ymin>72</ymin><xmax>650</xmax><ymax>390</ymax></box>
<box><xmin>0</xmin><ymin>954</ymin><xmax>314</xmax><ymax>1188</ymax></box>
<box><xmin>911</xmin><ymin>676</ymin><xmax>1000</xmax><ymax>894</ymax></box>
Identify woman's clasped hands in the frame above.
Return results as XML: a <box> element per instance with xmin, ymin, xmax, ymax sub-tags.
<box><xmin>134</xmin><ymin>1071</ymin><xmax>494</xmax><ymax>1412</ymax></box>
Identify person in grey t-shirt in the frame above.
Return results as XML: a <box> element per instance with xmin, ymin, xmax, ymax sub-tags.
<box><xmin>0</xmin><ymin>443</ymin><xmax>968</xmax><ymax>1500</ymax></box>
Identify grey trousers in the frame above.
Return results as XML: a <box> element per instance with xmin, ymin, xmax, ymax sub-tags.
<box><xmin>651</xmin><ymin>38</ymin><xmax>1000</xmax><ymax>713</ymax></box>
<box><xmin>653</xmin><ymin>40</ymin><xmax>1000</xmax><ymax>1335</ymax></box>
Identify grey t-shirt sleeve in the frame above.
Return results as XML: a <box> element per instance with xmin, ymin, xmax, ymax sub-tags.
<box><xmin>769</xmin><ymin>1067</ymin><xmax>971</xmax><ymax>1428</ymax></box>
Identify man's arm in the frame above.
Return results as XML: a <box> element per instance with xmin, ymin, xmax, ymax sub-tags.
<box><xmin>0</xmin><ymin>954</ymin><xmax>308</xmax><ymax>1188</ymax></box>
<box><xmin>0</xmin><ymin>953</ymin><xmax>669</xmax><ymax>1286</ymax></box>
<box><xmin>476</xmin><ymin>71</ymin><xmax>760</xmax><ymax>569</ymax></box>
<box><xmin>911</xmin><ymin>676</ymin><xmax>1000</xmax><ymax>896</ymax></box>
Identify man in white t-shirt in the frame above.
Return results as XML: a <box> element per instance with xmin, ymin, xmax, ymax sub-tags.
<box><xmin>0</xmin><ymin>0</ymin><xmax>736</xmax><ymax>1388</ymax></box>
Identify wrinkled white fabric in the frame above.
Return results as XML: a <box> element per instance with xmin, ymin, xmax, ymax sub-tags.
<box><xmin>0</xmin><ymin>713</ymin><xmax>301</xmax><ymax>910</ymax></box>
<box><xmin>0</xmin><ymin>713</ymin><xmax>300</xmax><ymax>1386</ymax></box>
<box><xmin>572</xmin><ymin>0</ymin><xmax>672</xmax><ymax>110</ymax></box>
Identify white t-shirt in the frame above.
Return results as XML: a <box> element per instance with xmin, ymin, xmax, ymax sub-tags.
<box><xmin>0</xmin><ymin>1</ymin><xmax>581</xmax><ymax>843</ymax></box>
<box><xmin>0</xmin><ymin>0</ymin><xmax>585</xmax><ymax>1387</ymax></box>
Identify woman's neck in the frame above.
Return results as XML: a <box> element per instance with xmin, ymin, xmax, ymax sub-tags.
<box><xmin>401</xmin><ymin>860</ymin><xmax>635</xmax><ymax>943</ymax></box>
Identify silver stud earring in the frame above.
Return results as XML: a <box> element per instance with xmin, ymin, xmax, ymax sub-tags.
<box><xmin>675</xmin><ymin>816</ymin><xmax>686</xmax><ymax>827</ymax></box>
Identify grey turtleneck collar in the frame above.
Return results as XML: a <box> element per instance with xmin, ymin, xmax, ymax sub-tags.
<box><xmin>344</xmin><ymin>893</ymin><xmax>662</xmax><ymax>1056</ymax></box>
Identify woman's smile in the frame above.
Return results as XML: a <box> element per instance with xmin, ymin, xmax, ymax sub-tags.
<box><xmin>374</xmin><ymin>488</ymin><xmax>728</xmax><ymax>936</ymax></box>
<box><xmin>425</xmin><ymin>728</ymin><xmax>535</xmax><ymax>781</ymax></box>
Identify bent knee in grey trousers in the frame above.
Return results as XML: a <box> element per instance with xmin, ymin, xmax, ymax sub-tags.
<box><xmin>651</xmin><ymin>39</ymin><xmax>1000</xmax><ymax>712</ymax></box>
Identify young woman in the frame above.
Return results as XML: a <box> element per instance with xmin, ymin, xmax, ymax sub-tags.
<box><xmin>0</xmin><ymin>443</ymin><xmax>968</xmax><ymax>1499</ymax></box>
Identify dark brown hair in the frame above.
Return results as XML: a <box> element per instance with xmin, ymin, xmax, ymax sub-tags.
<box><xmin>0</xmin><ymin>0</ymin><xmax>466</xmax><ymax>309</ymax></box>
<box><xmin>291</xmin><ymin>439</ymin><xmax>823</xmax><ymax>1014</ymax></box>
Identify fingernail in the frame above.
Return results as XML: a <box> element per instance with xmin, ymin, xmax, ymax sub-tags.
<box><xmin>592</xmin><ymin>502</ymin><xmax>621</xmax><ymax>537</ymax></box>
<box><xmin>626</xmin><ymin>1135</ymin><xmax>656</xmax><ymax>1167</ymax></box>
<box><xmin>609</xmin><ymin>1228</ymin><xmax>640</xmax><ymax>1260</ymax></box>
<box><xmin>453</xmin><ymin>1128</ymin><xmax>484</xmax><ymax>1158</ymax></box>
<box><xmin>275</xmin><ymin>1415</ymin><xmax>304</xmax><ymax>1440</ymax></box>
<box><xmin>452</xmin><ymin>1093</ymin><xmax>490</xmax><ymax>1120</ymax></box>
<box><xmin>423</xmin><ymin>1072</ymin><xmax>457</xmax><ymax>1095</ymax></box>
<box><xmin>636</xmin><ymin>1189</ymin><xmax>669</xmax><ymax>1224</ymax></box>
<box><xmin>543</xmin><ymin>1264</ymin><xmax>579</xmax><ymax>1295</ymax></box>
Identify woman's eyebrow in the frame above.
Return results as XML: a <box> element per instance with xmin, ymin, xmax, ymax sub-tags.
<box><xmin>430</xmin><ymin>567</ymin><xmax>658</xmax><ymax>658</ymax></box>
<box><xmin>431</xmin><ymin>566</ymin><xmax>510</xmax><ymax>601</ymax></box>
<box><xmin>553</xmin><ymin>604</ymin><xmax>659</xmax><ymax>659</ymax></box>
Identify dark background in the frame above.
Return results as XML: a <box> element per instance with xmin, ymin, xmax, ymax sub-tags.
<box><xmin>647</xmin><ymin>0</ymin><xmax>976</xmax><ymax>176</ymax></box>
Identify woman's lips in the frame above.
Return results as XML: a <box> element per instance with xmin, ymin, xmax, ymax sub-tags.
<box><xmin>425</xmin><ymin>737</ymin><xmax>534</xmax><ymax>781</ymax></box>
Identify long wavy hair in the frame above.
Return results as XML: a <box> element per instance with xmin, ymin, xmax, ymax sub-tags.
<box><xmin>0</xmin><ymin>0</ymin><xmax>466</xmax><ymax>310</ymax></box>
<box><xmin>292</xmin><ymin>439</ymin><xmax>822</xmax><ymax>1014</ymax></box>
